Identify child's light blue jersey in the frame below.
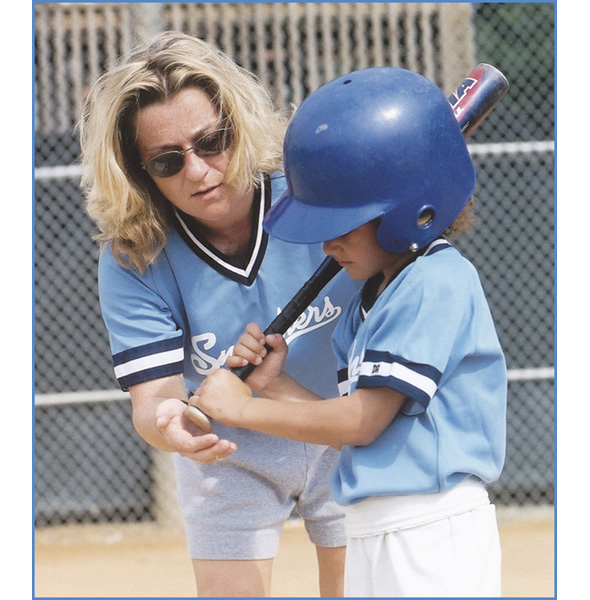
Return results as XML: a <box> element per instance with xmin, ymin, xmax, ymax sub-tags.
<box><xmin>331</xmin><ymin>239</ymin><xmax>507</xmax><ymax>506</ymax></box>
<box><xmin>99</xmin><ymin>173</ymin><xmax>358</xmax><ymax>399</ymax></box>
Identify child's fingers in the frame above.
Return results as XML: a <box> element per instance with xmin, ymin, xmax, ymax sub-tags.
<box><xmin>237</xmin><ymin>333</ymin><xmax>268</xmax><ymax>356</ymax></box>
<box><xmin>245</xmin><ymin>322</ymin><xmax>266</xmax><ymax>343</ymax></box>
<box><xmin>243</xmin><ymin>324</ymin><xmax>286</xmax><ymax>355</ymax></box>
<box><xmin>226</xmin><ymin>354</ymin><xmax>248</xmax><ymax>368</ymax></box>
<box><xmin>228</xmin><ymin>323</ymin><xmax>269</xmax><ymax>367</ymax></box>
<box><xmin>232</xmin><ymin>340</ymin><xmax>265</xmax><ymax>365</ymax></box>
<box><xmin>236</xmin><ymin>325</ymin><xmax>268</xmax><ymax>355</ymax></box>
<box><xmin>265</xmin><ymin>333</ymin><xmax>287</xmax><ymax>353</ymax></box>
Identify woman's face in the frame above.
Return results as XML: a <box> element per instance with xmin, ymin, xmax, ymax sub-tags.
<box><xmin>134</xmin><ymin>87</ymin><xmax>251</xmax><ymax>229</ymax></box>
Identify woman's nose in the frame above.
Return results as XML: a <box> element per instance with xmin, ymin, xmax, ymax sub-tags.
<box><xmin>183</xmin><ymin>148</ymin><xmax>210</xmax><ymax>180</ymax></box>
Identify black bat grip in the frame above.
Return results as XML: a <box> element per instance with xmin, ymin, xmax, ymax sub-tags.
<box><xmin>230</xmin><ymin>256</ymin><xmax>343</xmax><ymax>381</ymax></box>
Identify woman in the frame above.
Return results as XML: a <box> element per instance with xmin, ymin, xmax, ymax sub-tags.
<box><xmin>79</xmin><ymin>31</ymin><xmax>357</xmax><ymax>597</ymax></box>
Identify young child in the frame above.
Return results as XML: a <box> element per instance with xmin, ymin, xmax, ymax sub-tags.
<box><xmin>193</xmin><ymin>67</ymin><xmax>507</xmax><ymax>597</ymax></box>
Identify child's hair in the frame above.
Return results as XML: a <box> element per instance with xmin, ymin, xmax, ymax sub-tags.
<box><xmin>79</xmin><ymin>31</ymin><xmax>289</xmax><ymax>273</ymax></box>
<box><xmin>443</xmin><ymin>198</ymin><xmax>477</xmax><ymax>240</ymax></box>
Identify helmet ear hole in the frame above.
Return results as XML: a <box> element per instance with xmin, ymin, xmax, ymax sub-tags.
<box><xmin>417</xmin><ymin>207</ymin><xmax>435</xmax><ymax>228</ymax></box>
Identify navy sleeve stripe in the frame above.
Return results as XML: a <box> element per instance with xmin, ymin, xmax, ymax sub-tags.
<box><xmin>357</xmin><ymin>374</ymin><xmax>432</xmax><ymax>411</ymax></box>
<box><xmin>112</xmin><ymin>336</ymin><xmax>184</xmax><ymax>390</ymax></box>
<box><xmin>337</xmin><ymin>368</ymin><xmax>348</xmax><ymax>383</ymax></box>
<box><xmin>113</xmin><ymin>336</ymin><xmax>183</xmax><ymax>365</ymax></box>
<box><xmin>117</xmin><ymin>362</ymin><xmax>185</xmax><ymax>392</ymax></box>
<box><xmin>357</xmin><ymin>350</ymin><xmax>442</xmax><ymax>413</ymax></box>
<box><xmin>364</xmin><ymin>349</ymin><xmax>442</xmax><ymax>384</ymax></box>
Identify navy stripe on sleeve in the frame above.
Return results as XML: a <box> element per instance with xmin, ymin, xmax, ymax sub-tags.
<box><xmin>113</xmin><ymin>336</ymin><xmax>184</xmax><ymax>390</ymax></box>
<box><xmin>357</xmin><ymin>349</ymin><xmax>442</xmax><ymax>414</ymax></box>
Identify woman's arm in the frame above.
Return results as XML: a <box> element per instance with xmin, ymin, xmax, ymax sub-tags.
<box><xmin>129</xmin><ymin>374</ymin><xmax>236</xmax><ymax>463</ymax></box>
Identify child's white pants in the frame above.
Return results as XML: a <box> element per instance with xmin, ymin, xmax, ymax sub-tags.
<box><xmin>343</xmin><ymin>480</ymin><xmax>502</xmax><ymax>597</ymax></box>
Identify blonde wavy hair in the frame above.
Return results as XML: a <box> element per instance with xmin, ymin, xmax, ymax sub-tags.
<box><xmin>80</xmin><ymin>31</ymin><xmax>289</xmax><ymax>272</ymax></box>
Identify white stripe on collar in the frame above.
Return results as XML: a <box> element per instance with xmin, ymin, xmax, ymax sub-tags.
<box><xmin>173</xmin><ymin>176</ymin><xmax>266</xmax><ymax>279</ymax></box>
<box><xmin>423</xmin><ymin>238</ymin><xmax>451</xmax><ymax>255</ymax></box>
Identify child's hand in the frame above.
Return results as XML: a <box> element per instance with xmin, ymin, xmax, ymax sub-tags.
<box><xmin>191</xmin><ymin>369</ymin><xmax>253</xmax><ymax>428</ymax></box>
<box><xmin>226</xmin><ymin>322</ymin><xmax>288</xmax><ymax>394</ymax></box>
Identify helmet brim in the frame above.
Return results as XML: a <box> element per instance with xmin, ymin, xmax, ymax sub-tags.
<box><xmin>263</xmin><ymin>188</ymin><xmax>383</xmax><ymax>244</ymax></box>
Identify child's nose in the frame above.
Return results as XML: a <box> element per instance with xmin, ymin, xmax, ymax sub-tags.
<box><xmin>323</xmin><ymin>238</ymin><xmax>339</xmax><ymax>255</ymax></box>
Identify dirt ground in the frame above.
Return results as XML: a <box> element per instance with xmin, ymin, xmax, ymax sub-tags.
<box><xmin>34</xmin><ymin>507</ymin><xmax>554</xmax><ymax>598</ymax></box>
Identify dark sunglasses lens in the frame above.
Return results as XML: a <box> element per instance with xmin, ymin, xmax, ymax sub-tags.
<box><xmin>143</xmin><ymin>129</ymin><xmax>231</xmax><ymax>177</ymax></box>
<box><xmin>145</xmin><ymin>152</ymin><xmax>184</xmax><ymax>178</ymax></box>
<box><xmin>196</xmin><ymin>129</ymin><xmax>230</xmax><ymax>155</ymax></box>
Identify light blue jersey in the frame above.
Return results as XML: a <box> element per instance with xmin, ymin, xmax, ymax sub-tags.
<box><xmin>331</xmin><ymin>239</ymin><xmax>507</xmax><ymax>506</ymax></box>
<box><xmin>99</xmin><ymin>173</ymin><xmax>358</xmax><ymax>398</ymax></box>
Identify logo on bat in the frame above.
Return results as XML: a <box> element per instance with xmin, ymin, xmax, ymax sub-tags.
<box><xmin>448</xmin><ymin>76</ymin><xmax>479</xmax><ymax>118</ymax></box>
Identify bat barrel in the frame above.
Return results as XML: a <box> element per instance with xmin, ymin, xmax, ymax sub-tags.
<box><xmin>448</xmin><ymin>63</ymin><xmax>509</xmax><ymax>137</ymax></box>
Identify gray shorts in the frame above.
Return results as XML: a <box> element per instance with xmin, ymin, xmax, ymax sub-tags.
<box><xmin>174</xmin><ymin>426</ymin><xmax>345</xmax><ymax>560</ymax></box>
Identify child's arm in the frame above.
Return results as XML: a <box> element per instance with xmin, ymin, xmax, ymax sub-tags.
<box><xmin>193</xmin><ymin>321</ymin><xmax>406</xmax><ymax>447</ymax></box>
<box><xmin>193</xmin><ymin>368</ymin><xmax>406</xmax><ymax>449</ymax></box>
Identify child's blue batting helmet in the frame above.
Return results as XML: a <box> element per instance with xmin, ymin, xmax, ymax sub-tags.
<box><xmin>263</xmin><ymin>67</ymin><xmax>476</xmax><ymax>253</ymax></box>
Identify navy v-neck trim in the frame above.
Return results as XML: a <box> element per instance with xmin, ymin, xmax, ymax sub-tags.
<box><xmin>173</xmin><ymin>175</ymin><xmax>270</xmax><ymax>286</ymax></box>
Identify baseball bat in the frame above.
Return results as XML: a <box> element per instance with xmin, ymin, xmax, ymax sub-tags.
<box><xmin>448</xmin><ymin>63</ymin><xmax>509</xmax><ymax>137</ymax></box>
<box><xmin>185</xmin><ymin>63</ymin><xmax>508</xmax><ymax>432</ymax></box>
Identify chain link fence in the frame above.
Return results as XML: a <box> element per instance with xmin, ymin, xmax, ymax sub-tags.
<box><xmin>34</xmin><ymin>2</ymin><xmax>555</xmax><ymax>527</ymax></box>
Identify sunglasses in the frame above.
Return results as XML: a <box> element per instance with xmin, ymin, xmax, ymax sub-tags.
<box><xmin>141</xmin><ymin>127</ymin><xmax>232</xmax><ymax>178</ymax></box>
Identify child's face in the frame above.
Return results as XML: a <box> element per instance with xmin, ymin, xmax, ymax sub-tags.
<box><xmin>322</xmin><ymin>220</ymin><xmax>411</xmax><ymax>282</ymax></box>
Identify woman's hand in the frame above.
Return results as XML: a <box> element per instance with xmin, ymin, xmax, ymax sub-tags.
<box><xmin>154</xmin><ymin>397</ymin><xmax>237</xmax><ymax>464</ymax></box>
<box><xmin>129</xmin><ymin>375</ymin><xmax>237</xmax><ymax>464</ymax></box>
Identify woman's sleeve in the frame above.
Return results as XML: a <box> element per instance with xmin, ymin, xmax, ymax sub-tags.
<box><xmin>98</xmin><ymin>247</ymin><xmax>185</xmax><ymax>390</ymax></box>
